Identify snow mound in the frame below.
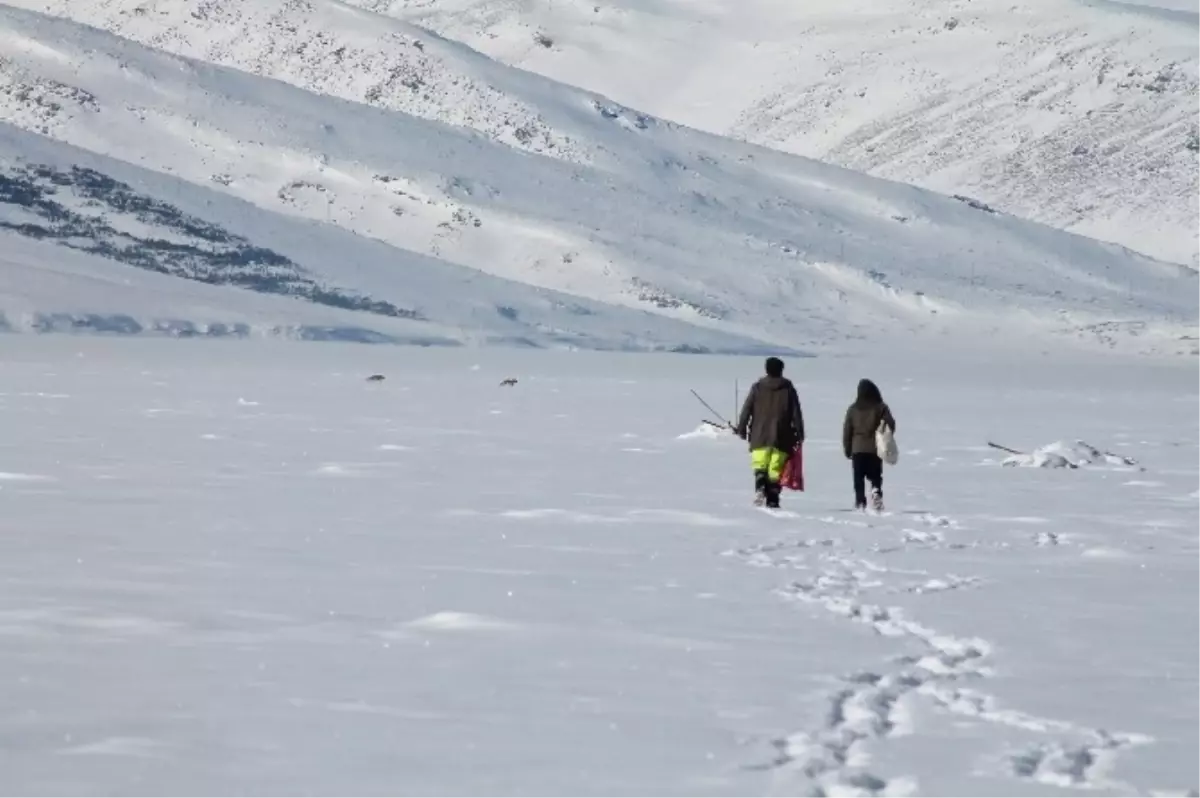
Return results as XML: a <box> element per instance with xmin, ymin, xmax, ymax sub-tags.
<box><xmin>404</xmin><ymin>611</ymin><xmax>518</xmax><ymax>632</ymax></box>
<box><xmin>0</xmin><ymin>471</ymin><xmax>55</xmax><ymax>482</ymax></box>
<box><xmin>677</xmin><ymin>423</ymin><xmax>732</xmax><ymax>441</ymax></box>
<box><xmin>1081</xmin><ymin>547</ymin><xmax>1135</xmax><ymax>560</ymax></box>
<box><xmin>1002</xmin><ymin>440</ymin><xmax>1141</xmax><ymax>469</ymax></box>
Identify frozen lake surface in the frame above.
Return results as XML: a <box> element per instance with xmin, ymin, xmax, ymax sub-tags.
<box><xmin>0</xmin><ymin>339</ymin><xmax>1195</xmax><ymax>795</ymax></box>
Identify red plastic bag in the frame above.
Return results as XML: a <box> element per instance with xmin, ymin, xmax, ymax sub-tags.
<box><xmin>780</xmin><ymin>443</ymin><xmax>804</xmax><ymax>491</ymax></box>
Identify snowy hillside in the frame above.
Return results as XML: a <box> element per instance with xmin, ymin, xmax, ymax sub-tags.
<box><xmin>0</xmin><ymin>3</ymin><xmax>1195</xmax><ymax>355</ymax></box>
<box><xmin>0</xmin><ymin>129</ymin><xmax>784</xmax><ymax>352</ymax></box>
<box><xmin>347</xmin><ymin>0</ymin><xmax>1200</xmax><ymax>267</ymax></box>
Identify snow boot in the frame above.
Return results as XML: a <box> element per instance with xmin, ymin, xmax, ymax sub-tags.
<box><xmin>753</xmin><ymin>470</ymin><xmax>769</xmax><ymax>506</ymax></box>
<box><xmin>870</xmin><ymin>488</ymin><xmax>884</xmax><ymax>513</ymax></box>
<box><xmin>764</xmin><ymin>481</ymin><xmax>782</xmax><ymax>510</ymax></box>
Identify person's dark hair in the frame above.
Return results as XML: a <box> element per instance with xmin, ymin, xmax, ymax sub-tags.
<box><xmin>855</xmin><ymin>378</ymin><xmax>883</xmax><ymax>407</ymax></box>
<box><xmin>764</xmin><ymin>357</ymin><xmax>784</xmax><ymax>377</ymax></box>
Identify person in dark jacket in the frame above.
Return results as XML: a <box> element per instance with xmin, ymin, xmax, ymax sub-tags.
<box><xmin>843</xmin><ymin>378</ymin><xmax>896</xmax><ymax>512</ymax></box>
<box><xmin>735</xmin><ymin>357</ymin><xmax>805</xmax><ymax>508</ymax></box>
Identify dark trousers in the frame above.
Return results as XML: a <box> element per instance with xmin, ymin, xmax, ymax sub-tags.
<box><xmin>851</xmin><ymin>453</ymin><xmax>883</xmax><ymax>508</ymax></box>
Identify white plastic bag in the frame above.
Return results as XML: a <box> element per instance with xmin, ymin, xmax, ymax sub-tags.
<box><xmin>876</xmin><ymin>419</ymin><xmax>898</xmax><ymax>465</ymax></box>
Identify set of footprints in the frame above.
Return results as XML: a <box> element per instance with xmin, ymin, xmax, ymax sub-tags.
<box><xmin>725</xmin><ymin>518</ymin><xmax>1154</xmax><ymax>795</ymax></box>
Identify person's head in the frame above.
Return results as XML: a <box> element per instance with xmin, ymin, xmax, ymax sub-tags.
<box><xmin>765</xmin><ymin>357</ymin><xmax>784</xmax><ymax>378</ymax></box>
<box><xmin>856</xmin><ymin>378</ymin><xmax>883</xmax><ymax>406</ymax></box>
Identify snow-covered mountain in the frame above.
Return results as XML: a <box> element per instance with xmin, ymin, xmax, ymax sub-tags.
<box><xmin>341</xmin><ymin>0</ymin><xmax>1200</xmax><ymax>268</ymax></box>
<box><xmin>0</xmin><ymin>131</ymin><xmax>782</xmax><ymax>352</ymax></box>
<box><xmin>0</xmin><ymin>2</ymin><xmax>1195</xmax><ymax>355</ymax></box>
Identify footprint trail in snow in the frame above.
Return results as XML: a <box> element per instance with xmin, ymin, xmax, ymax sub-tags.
<box><xmin>725</xmin><ymin>509</ymin><xmax>1157</xmax><ymax>795</ymax></box>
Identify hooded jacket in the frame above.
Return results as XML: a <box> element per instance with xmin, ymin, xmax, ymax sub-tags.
<box><xmin>735</xmin><ymin>376</ymin><xmax>805</xmax><ymax>451</ymax></box>
<box><xmin>843</xmin><ymin>379</ymin><xmax>896</xmax><ymax>458</ymax></box>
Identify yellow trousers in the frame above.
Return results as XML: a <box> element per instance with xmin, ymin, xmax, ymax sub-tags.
<box><xmin>751</xmin><ymin>447</ymin><xmax>789</xmax><ymax>482</ymax></box>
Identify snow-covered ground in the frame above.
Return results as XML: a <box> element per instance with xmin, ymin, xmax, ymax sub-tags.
<box><xmin>0</xmin><ymin>4</ymin><xmax>1195</xmax><ymax>357</ymax></box>
<box><xmin>1</xmin><ymin>338</ymin><xmax>1195</xmax><ymax>795</ymax></box>
<box><xmin>352</xmin><ymin>0</ymin><xmax>1200</xmax><ymax>267</ymax></box>
<box><xmin>0</xmin><ymin>1</ymin><xmax>1193</xmax><ymax>793</ymax></box>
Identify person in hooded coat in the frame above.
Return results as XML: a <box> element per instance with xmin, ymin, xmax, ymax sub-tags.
<box><xmin>843</xmin><ymin>378</ymin><xmax>896</xmax><ymax>511</ymax></box>
<box><xmin>735</xmin><ymin>357</ymin><xmax>805</xmax><ymax>508</ymax></box>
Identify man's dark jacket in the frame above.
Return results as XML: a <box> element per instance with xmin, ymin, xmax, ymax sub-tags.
<box><xmin>735</xmin><ymin>376</ymin><xmax>805</xmax><ymax>451</ymax></box>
